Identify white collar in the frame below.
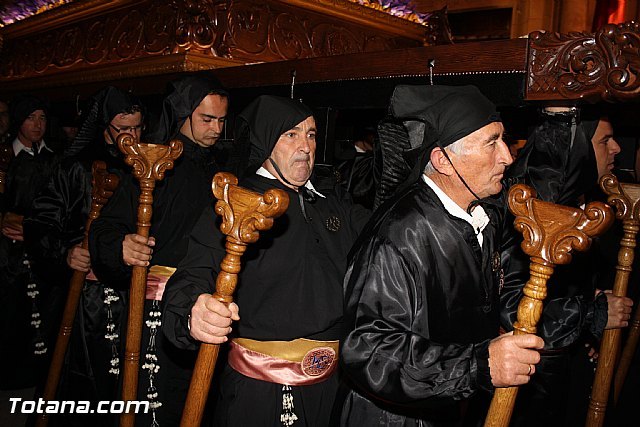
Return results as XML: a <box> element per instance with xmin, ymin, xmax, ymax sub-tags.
<box><xmin>423</xmin><ymin>174</ymin><xmax>490</xmax><ymax>239</ymax></box>
<box><xmin>12</xmin><ymin>137</ymin><xmax>49</xmax><ymax>157</ymax></box>
<box><xmin>256</xmin><ymin>166</ymin><xmax>325</xmax><ymax>198</ymax></box>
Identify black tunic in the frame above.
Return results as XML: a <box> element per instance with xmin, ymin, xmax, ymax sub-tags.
<box><xmin>162</xmin><ymin>173</ymin><xmax>369</xmax><ymax>427</ymax></box>
<box><xmin>0</xmin><ymin>143</ymin><xmax>60</xmax><ymax>390</ymax></box>
<box><xmin>22</xmin><ymin>142</ymin><xmax>128</xmax><ymax>426</ymax></box>
<box><xmin>340</xmin><ymin>180</ymin><xmax>501</xmax><ymax>427</ymax></box>
<box><xmin>88</xmin><ymin>133</ymin><xmax>219</xmax><ymax>425</ymax></box>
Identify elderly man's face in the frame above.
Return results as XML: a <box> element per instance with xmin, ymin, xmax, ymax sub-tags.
<box><xmin>0</xmin><ymin>101</ymin><xmax>9</xmax><ymax>136</ymax></box>
<box><xmin>181</xmin><ymin>94</ymin><xmax>228</xmax><ymax>148</ymax></box>
<box><xmin>18</xmin><ymin>109</ymin><xmax>47</xmax><ymax>147</ymax></box>
<box><xmin>451</xmin><ymin>121</ymin><xmax>513</xmax><ymax>199</ymax></box>
<box><xmin>591</xmin><ymin>118</ymin><xmax>620</xmax><ymax>180</ymax></box>
<box><xmin>266</xmin><ymin>116</ymin><xmax>317</xmax><ymax>188</ymax></box>
<box><xmin>104</xmin><ymin>111</ymin><xmax>143</xmax><ymax>145</ymax></box>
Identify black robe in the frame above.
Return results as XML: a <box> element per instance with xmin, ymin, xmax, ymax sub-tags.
<box><xmin>499</xmin><ymin>114</ymin><xmax>613</xmax><ymax>427</ymax></box>
<box><xmin>88</xmin><ymin>133</ymin><xmax>219</xmax><ymax>426</ymax></box>
<box><xmin>0</xmin><ymin>143</ymin><xmax>60</xmax><ymax>390</ymax></box>
<box><xmin>340</xmin><ymin>180</ymin><xmax>501</xmax><ymax>427</ymax></box>
<box><xmin>162</xmin><ymin>173</ymin><xmax>369</xmax><ymax>427</ymax></box>
<box><xmin>22</xmin><ymin>142</ymin><xmax>128</xmax><ymax>426</ymax></box>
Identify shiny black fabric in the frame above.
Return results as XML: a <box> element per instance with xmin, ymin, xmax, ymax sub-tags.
<box><xmin>341</xmin><ymin>180</ymin><xmax>502</xmax><ymax>426</ymax></box>
<box><xmin>500</xmin><ymin>111</ymin><xmax>610</xmax><ymax>427</ymax></box>
<box><xmin>0</xmin><ymin>145</ymin><xmax>60</xmax><ymax>390</ymax></box>
<box><xmin>374</xmin><ymin>85</ymin><xmax>500</xmax><ymax>210</ymax></box>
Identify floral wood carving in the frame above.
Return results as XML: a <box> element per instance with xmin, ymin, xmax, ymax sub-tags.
<box><xmin>484</xmin><ymin>183</ymin><xmax>614</xmax><ymax>427</ymax></box>
<box><xmin>211</xmin><ymin>172</ymin><xmax>289</xmax><ymax>249</ymax></box>
<box><xmin>509</xmin><ymin>184</ymin><xmax>613</xmax><ymax>265</ymax></box>
<box><xmin>0</xmin><ymin>0</ymin><xmax>425</xmax><ymax>80</ymax></box>
<box><xmin>527</xmin><ymin>21</ymin><xmax>640</xmax><ymax>102</ymax></box>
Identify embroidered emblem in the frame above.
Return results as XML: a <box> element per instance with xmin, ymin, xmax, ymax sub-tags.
<box><xmin>491</xmin><ymin>251</ymin><xmax>501</xmax><ymax>272</ymax></box>
<box><xmin>301</xmin><ymin>347</ymin><xmax>336</xmax><ymax>376</ymax></box>
<box><xmin>325</xmin><ymin>215</ymin><xmax>341</xmax><ymax>232</ymax></box>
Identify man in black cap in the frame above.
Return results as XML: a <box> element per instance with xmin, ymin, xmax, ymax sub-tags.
<box><xmin>162</xmin><ymin>95</ymin><xmax>369</xmax><ymax>426</ymax></box>
<box><xmin>89</xmin><ymin>75</ymin><xmax>229</xmax><ymax>425</ymax></box>
<box><xmin>338</xmin><ymin>85</ymin><xmax>544</xmax><ymax>426</ymax></box>
<box><xmin>21</xmin><ymin>86</ymin><xmax>144</xmax><ymax>426</ymax></box>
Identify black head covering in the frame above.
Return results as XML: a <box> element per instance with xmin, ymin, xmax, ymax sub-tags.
<box><xmin>507</xmin><ymin>106</ymin><xmax>600</xmax><ymax>207</ymax></box>
<box><xmin>231</xmin><ymin>95</ymin><xmax>313</xmax><ymax>178</ymax></box>
<box><xmin>64</xmin><ymin>86</ymin><xmax>143</xmax><ymax>158</ymax></box>
<box><xmin>147</xmin><ymin>74</ymin><xmax>228</xmax><ymax>144</ymax></box>
<box><xmin>375</xmin><ymin>84</ymin><xmax>500</xmax><ymax>209</ymax></box>
<box><xmin>9</xmin><ymin>94</ymin><xmax>49</xmax><ymax>134</ymax></box>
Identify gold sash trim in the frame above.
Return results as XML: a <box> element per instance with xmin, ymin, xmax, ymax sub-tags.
<box><xmin>232</xmin><ymin>337</ymin><xmax>339</xmax><ymax>363</ymax></box>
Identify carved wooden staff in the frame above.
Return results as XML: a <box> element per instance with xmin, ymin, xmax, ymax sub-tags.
<box><xmin>585</xmin><ymin>174</ymin><xmax>640</xmax><ymax>426</ymax></box>
<box><xmin>484</xmin><ymin>184</ymin><xmax>613</xmax><ymax>427</ymax></box>
<box><xmin>613</xmin><ymin>290</ymin><xmax>640</xmax><ymax>404</ymax></box>
<box><xmin>180</xmin><ymin>172</ymin><xmax>289</xmax><ymax>427</ymax></box>
<box><xmin>35</xmin><ymin>160</ymin><xmax>119</xmax><ymax>427</ymax></box>
<box><xmin>0</xmin><ymin>144</ymin><xmax>12</xmax><ymax>194</ymax></box>
<box><xmin>118</xmin><ymin>135</ymin><xmax>182</xmax><ymax>427</ymax></box>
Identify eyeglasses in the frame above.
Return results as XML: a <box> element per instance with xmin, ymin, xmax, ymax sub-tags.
<box><xmin>109</xmin><ymin>123</ymin><xmax>144</xmax><ymax>133</ymax></box>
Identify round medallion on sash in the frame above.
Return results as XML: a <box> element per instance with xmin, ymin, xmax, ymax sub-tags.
<box><xmin>301</xmin><ymin>347</ymin><xmax>336</xmax><ymax>377</ymax></box>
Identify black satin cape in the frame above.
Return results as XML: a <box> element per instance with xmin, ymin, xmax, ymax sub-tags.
<box><xmin>499</xmin><ymin>111</ymin><xmax>610</xmax><ymax>427</ymax></box>
<box><xmin>341</xmin><ymin>179</ymin><xmax>502</xmax><ymax>426</ymax></box>
<box><xmin>0</xmin><ymin>144</ymin><xmax>60</xmax><ymax>390</ymax></box>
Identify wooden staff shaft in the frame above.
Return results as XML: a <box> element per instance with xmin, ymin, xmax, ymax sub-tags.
<box><xmin>586</xmin><ymin>220</ymin><xmax>638</xmax><ymax>427</ymax></box>
<box><xmin>36</xmin><ymin>161</ymin><xmax>117</xmax><ymax>427</ymax></box>
<box><xmin>484</xmin><ymin>259</ymin><xmax>553</xmax><ymax>427</ymax></box>
<box><xmin>180</xmin><ymin>239</ymin><xmax>246</xmax><ymax>427</ymax></box>
<box><xmin>613</xmin><ymin>302</ymin><xmax>640</xmax><ymax>403</ymax></box>
<box><xmin>120</xmin><ymin>185</ymin><xmax>154</xmax><ymax>427</ymax></box>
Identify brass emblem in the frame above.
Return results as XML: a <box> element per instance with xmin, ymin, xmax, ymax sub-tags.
<box><xmin>325</xmin><ymin>215</ymin><xmax>341</xmax><ymax>232</ymax></box>
<box><xmin>491</xmin><ymin>251</ymin><xmax>501</xmax><ymax>272</ymax></box>
<box><xmin>301</xmin><ymin>347</ymin><xmax>336</xmax><ymax>377</ymax></box>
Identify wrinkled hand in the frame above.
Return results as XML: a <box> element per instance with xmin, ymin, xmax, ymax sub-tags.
<box><xmin>122</xmin><ymin>234</ymin><xmax>154</xmax><ymax>267</ymax></box>
<box><xmin>1</xmin><ymin>212</ymin><xmax>24</xmax><ymax>241</ymax></box>
<box><xmin>488</xmin><ymin>331</ymin><xmax>544</xmax><ymax>387</ymax></box>
<box><xmin>189</xmin><ymin>294</ymin><xmax>240</xmax><ymax>344</ymax></box>
<box><xmin>602</xmin><ymin>290</ymin><xmax>634</xmax><ymax>329</ymax></box>
<box><xmin>67</xmin><ymin>244</ymin><xmax>91</xmax><ymax>272</ymax></box>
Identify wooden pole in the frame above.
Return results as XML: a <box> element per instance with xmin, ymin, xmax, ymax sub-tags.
<box><xmin>35</xmin><ymin>161</ymin><xmax>119</xmax><ymax>427</ymax></box>
<box><xmin>585</xmin><ymin>174</ymin><xmax>640</xmax><ymax>426</ymax></box>
<box><xmin>613</xmin><ymin>300</ymin><xmax>640</xmax><ymax>403</ymax></box>
<box><xmin>118</xmin><ymin>136</ymin><xmax>182</xmax><ymax>427</ymax></box>
<box><xmin>484</xmin><ymin>184</ymin><xmax>613</xmax><ymax>427</ymax></box>
<box><xmin>179</xmin><ymin>172</ymin><xmax>289</xmax><ymax>427</ymax></box>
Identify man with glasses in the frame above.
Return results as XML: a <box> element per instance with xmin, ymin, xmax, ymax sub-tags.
<box><xmin>88</xmin><ymin>75</ymin><xmax>229</xmax><ymax>426</ymax></box>
<box><xmin>18</xmin><ymin>86</ymin><xmax>144</xmax><ymax>426</ymax></box>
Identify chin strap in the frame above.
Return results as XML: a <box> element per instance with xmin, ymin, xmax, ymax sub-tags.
<box><xmin>435</xmin><ymin>141</ymin><xmax>482</xmax><ymax>213</ymax></box>
<box><xmin>267</xmin><ymin>157</ymin><xmax>315</xmax><ymax>223</ymax></box>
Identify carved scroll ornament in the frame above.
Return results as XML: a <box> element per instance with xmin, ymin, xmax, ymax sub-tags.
<box><xmin>528</xmin><ymin>21</ymin><xmax>640</xmax><ymax>102</ymax></box>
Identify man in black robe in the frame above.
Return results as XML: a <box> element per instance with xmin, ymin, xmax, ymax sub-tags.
<box><xmin>0</xmin><ymin>94</ymin><xmax>60</xmax><ymax>423</ymax></box>
<box><xmin>22</xmin><ymin>86</ymin><xmax>144</xmax><ymax>426</ymax></box>
<box><xmin>501</xmin><ymin>106</ymin><xmax>633</xmax><ymax>427</ymax></box>
<box><xmin>339</xmin><ymin>85</ymin><xmax>545</xmax><ymax>426</ymax></box>
<box><xmin>89</xmin><ymin>75</ymin><xmax>229</xmax><ymax>426</ymax></box>
<box><xmin>162</xmin><ymin>95</ymin><xmax>369</xmax><ymax>426</ymax></box>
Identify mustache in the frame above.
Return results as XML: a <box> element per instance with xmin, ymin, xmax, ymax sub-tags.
<box><xmin>291</xmin><ymin>154</ymin><xmax>311</xmax><ymax>162</ymax></box>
